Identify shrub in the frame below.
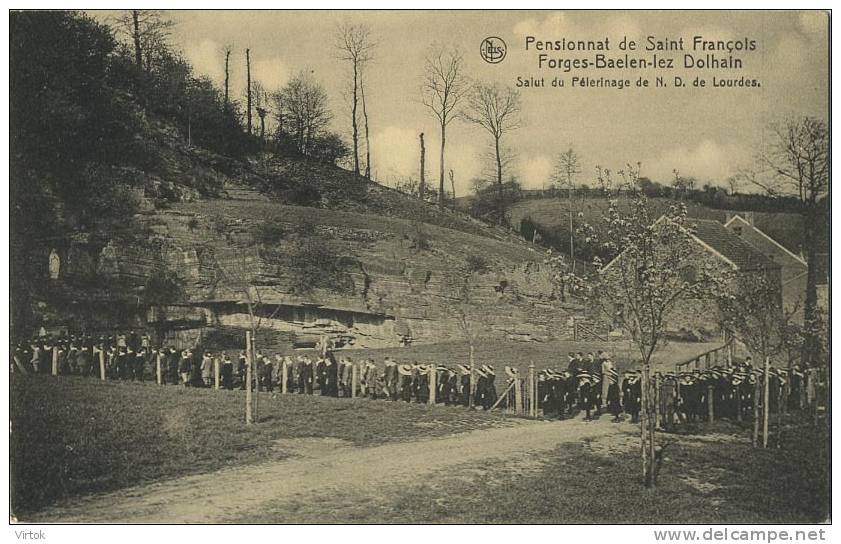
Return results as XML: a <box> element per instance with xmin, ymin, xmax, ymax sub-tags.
<box><xmin>288</xmin><ymin>239</ymin><xmax>354</xmax><ymax>295</ymax></box>
<box><xmin>251</xmin><ymin>221</ymin><xmax>286</xmax><ymax>245</ymax></box>
<box><xmin>283</xmin><ymin>184</ymin><xmax>322</xmax><ymax>207</ymax></box>
<box><xmin>410</xmin><ymin>222</ymin><xmax>431</xmax><ymax>252</ymax></box>
<box><xmin>466</xmin><ymin>254</ymin><xmax>490</xmax><ymax>274</ymax></box>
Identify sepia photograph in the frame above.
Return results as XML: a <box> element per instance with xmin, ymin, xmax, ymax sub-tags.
<box><xmin>7</xmin><ymin>6</ymin><xmax>831</xmax><ymax>528</ymax></box>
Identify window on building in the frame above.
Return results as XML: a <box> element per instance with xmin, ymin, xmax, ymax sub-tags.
<box><xmin>733</xmin><ymin>226</ymin><xmax>743</xmax><ymax>236</ymax></box>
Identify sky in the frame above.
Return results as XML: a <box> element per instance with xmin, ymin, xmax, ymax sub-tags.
<box><xmin>93</xmin><ymin>10</ymin><xmax>829</xmax><ymax>195</ymax></box>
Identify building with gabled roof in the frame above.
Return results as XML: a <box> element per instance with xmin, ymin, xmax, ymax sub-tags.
<box><xmin>723</xmin><ymin>213</ymin><xmax>824</xmax><ymax>313</ymax></box>
<box><xmin>601</xmin><ymin>215</ymin><xmax>782</xmax><ymax>341</ymax></box>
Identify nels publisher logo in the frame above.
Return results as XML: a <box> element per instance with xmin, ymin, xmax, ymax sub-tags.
<box><xmin>480</xmin><ymin>37</ymin><xmax>507</xmax><ymax>64</ymax></box>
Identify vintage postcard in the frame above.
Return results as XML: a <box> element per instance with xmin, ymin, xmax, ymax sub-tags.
<box><xmin>8</xmin><ymin>8</ymin><xmax>830</xmax><ymax>528</ymax></box>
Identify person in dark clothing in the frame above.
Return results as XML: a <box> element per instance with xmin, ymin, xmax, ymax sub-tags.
<box><xmin>606</xmin><ymin>369</ymin><xmax>622</xmax><ymax>422</ymax></box>
<box><xmin>237</xmin><ymin>352</ymin><xmax>248</xmax><ymax>390</ymax></box>
<box><xmin>221</xmin><ymin>352</ymin><xmax>234</xmax><ymax>390</ymax></box>
<box><xmin>325</xmin><ymin>352</ymin><xmax>339</xmax><ymax>397</ymax></box>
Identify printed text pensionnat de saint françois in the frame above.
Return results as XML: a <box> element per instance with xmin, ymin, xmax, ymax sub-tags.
<box><xmin>525</xmin><ymin>35</ymin><xmax>757</xmax><ymax>71</ymax></box>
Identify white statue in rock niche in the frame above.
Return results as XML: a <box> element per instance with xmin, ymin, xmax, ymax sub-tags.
<box><xmin>48</xmin><ymin>249</ymin><xmax>60</xmax><ymax>280</ymax></box>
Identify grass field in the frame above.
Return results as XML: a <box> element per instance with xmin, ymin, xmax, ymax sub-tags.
<box><xmin>239</xmin><ymin>418</ymin><xmax>829</xmax><ymax>524</ymax></box>
<box><xmin>9</xmin><ymin>374</ymin><xmax>515</xmax><ymax>517</ymax></box>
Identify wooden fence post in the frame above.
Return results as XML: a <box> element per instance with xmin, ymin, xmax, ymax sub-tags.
<box><xmin>763</xmin><ymin>357</ymin><xmax>770</xmax><ymax>448</ymax></box>
<box><xmin>752</xmin><ymin>373</ymin><xmax>761</xmax><ymax>448</ymax></box>
<box><xmin>528</xmin><ymin>362</ymin><xmax>536</xmax><ymax>418</ymax></box>
<box><xmin>52</xmin><ymin>346</ymin><xmax>59</xmax><ymax>376</ymax></box>
<box><xmin>514</xmin><ymin>376</ymin><xmax>523</xmax><ymax>416</ymax></box>
<box><xmin>214</xmin><ymin>357</ymin><xmax>220</xmax><ymax>390</ymax></box>
<box><xmin>282</xmin><ymin>358</ymin><xmax>289</xmax><ymax>394</ymax></box>
<box><xmin>707</xmin><ymin>383</ymin><xmax>715</xmax><ymax>423</ymax></box>
<box><xmin>245</xmin><ymin>330</ymin><xmax>253</xmax><ymax>425</ymax></box>
<box><xmin>653</xmin><ymin>374</ymin><xmax>661</xmax><ymax>428</ymax></box>
<box><xmin>156</xmin><ymin>351</ymin><xmax>162</xmax><ymax>385</ymax></box>
<box><xmin>99</xmin><ymin>349</ymin><xmax>106</xmax><ymax>381</ymax></box>
<box><xmin>641</xmin><ymin>366</ymin><xmax>650</xmax><ymax>487</ymax></box>
<box><xmin>429</xmin><ymin>365</ymin><xmax>437</xmax><ymax>405</ymax></box>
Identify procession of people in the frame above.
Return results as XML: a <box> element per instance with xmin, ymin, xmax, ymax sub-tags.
<box><xmin>11</xmin><ymin>332</ymin><xmax>824</xmax><ymax>427</ymax></box>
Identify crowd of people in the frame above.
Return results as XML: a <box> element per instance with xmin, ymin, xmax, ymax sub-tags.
<box><xmin>12</xmin><ymin>333</ymin><xmax>821</xmax><ymax>426</ymax></box>
<box><xmin>534</xmin><ymin>352</ymin><xmax>819</xmax><ymax>427</ymax></box>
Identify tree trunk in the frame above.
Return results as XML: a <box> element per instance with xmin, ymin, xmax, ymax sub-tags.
<box><xmin>495</xmin><ymin>136</ymin><xmax>503</xmax><ymax>225</ymax></box>
<box><xmin>802</xmin><ymin>207</ymin><xmax>821</xmax><ymax>364</ymax></box>
<box><xmin>419</xmin><ymin>133</ymin><xmax>426</xmax><ymax>202</ymax></box>
<box><xmin>245</xmin><ymin>49</ymin><xmax>252</xmax><ymax>136</ymax></box>
<box><xmin>351</xmin><ymin>62</ymin><xmax>360</xmax><ymax>175</ymax></box>
<box><xmin>361</xmin><ymin>77</ymin><xmax>371</xmax><ymax>179</ymax></box>
<box><xmin>468</xmin><ymin>340</ymin><xmax>475</xmax><ymax>409</ymax></box>
<box><xmin>224</xmin><ymin>50</ymin><xmax>230</xmax><ymax>110</ymax></box>
<box><xmin>641</xmin><ymin>365</ymin><xmax>651</xmax><ymax>487</ymax></box>
<box><xmin>763</xmin><ymin>356</ymin><xmax>770</xmax><ymax>447</ymax></box>
<box><xmin>245</xmin><ymin>330</ymin><xmax>253</xmax><ymax>425</ymax></box>
<box><xmin>568</xmin><ymin>187</ymin><xmax>575</xmax><ymax>273</ymax></box>
<box><xmin>438</xmin><ymin>123</ymin><xmax>446</xmax><ymax>207</ymax></box>
<box><xmin>132</xmin><ymin>11</ymin><xmax>142</xmax><ymax>69</ymax></box>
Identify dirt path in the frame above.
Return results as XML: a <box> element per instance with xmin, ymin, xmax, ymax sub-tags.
<box><xmin>34</xmin><ymin>418</ymin><xmax>624</xmax><ymax>523</ymax></box>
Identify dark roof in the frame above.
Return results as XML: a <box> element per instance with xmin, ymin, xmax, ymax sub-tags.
<box><xmin>687</xmin><ymin>219</ymin><xmax>780</xmax><ymax>271</ymax></box>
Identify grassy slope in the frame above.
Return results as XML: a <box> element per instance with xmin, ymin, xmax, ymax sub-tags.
<box><xmin>173</xmin><ymin>198</ymin><xmax>540</xmax><ymax>265</ymax></box>
<box><xmin>241</xmin><ymin>418</ymin><xmax>829</xmax><ymax>524</ymax></box>
<box><xmin>508</xmin><ymin>197</ymin><xmax>810</xmax><ymax>255</ymax></box>
<box><xmin>9</xmin><ymin>375</ymin><xmax>515</xmax><ymax>517</ymax></box>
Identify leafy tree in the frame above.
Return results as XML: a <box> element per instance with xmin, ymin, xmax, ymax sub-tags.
<box><xmin>577</xmin><ymin>164</ymin><xmax>731</xmax><ymax>486</ymax></box>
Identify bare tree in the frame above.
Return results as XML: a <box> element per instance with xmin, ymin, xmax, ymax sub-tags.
<box><xmin>360</xmin><ymin>68</ymin><xmax>372</xmax><ymax>178</ymax></box>
<box><xmin>223</xmin><ymin>45</ymin><xmax>232</xmax><ymax>110</ymax></box>
<box><xmin>275</xmin><ymin>70</ymin><xmax>332</xmax><ymax>155</ymax></box>
<box><xmin>552</xmin><ymin>146</ymin><xmax>582</xmax><ymax>271</ymax></box>
<box><xmin>742</xmin><ymin>116</ymin><xmax>828</xmax><ymax>364</ymax></box>
<box><xmin>335</xmin><ymin>22</ymin><xmax>376</xmax><ymax>176</ymax></box>
<box><xmin>112</xmin><ymin>10</ymin><xmax>175</xmax><ymax>71</ymax></box>
<box><xmin>245</xmin><ymin>48</ymin><xmax>252</xmax><ymax>135</ymax></box>
<box><xmin>421</xmin><ymin>45</ymin><xmax>470</xmax><ymax>207</ymax></box>
<box><xmin>250</xmin><ymin>80</ymin><xmax>269</xmax><ymax>142</ymax></box>
<box><xmin>419</xmin><ymin>133</ymin><xmax>426</xmax><ymax>201</ymax></box>
<box><xmin>463</xmin><ymin>82</ymin><xmax>521</xmax><ymax>224</ymax></box>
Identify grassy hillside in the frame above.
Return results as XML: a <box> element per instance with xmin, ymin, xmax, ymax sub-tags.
<box><xmin>507</xmin><ymin>196</ymin><xmax>821</xmax><ymax>258</ymax></box>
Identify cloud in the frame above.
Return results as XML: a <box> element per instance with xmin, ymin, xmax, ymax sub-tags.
<box><xmin>513</xmin><ymin>12</ymin><xmax>569</xmax><ymax>38</ymax></box>
<box><xmin>183</xmin><ymin>38</ymin><xmax>225</xmax><ymax>85</ymax></box>
<box><xmin>369</xmin><ymin>126</ymin><xmax>481</xmax><ymax>196</ymax></box>
<box><xmin>251</xmin><ymin>57</ymin><xmax>292</xmax><ymax>90</ymax></box>
<box><xmin>646</xmin><ymin>140</ymin><xmax>745</xmax><ymax>186</ymax></box>
<box><xmin>183</xmin><ymin>39</ymin><xmax>291</xmax><ymax>98</ymax></box>
<box><xmin>519</xmin><ymin>154</ymin><xmax>553</xmax><ymax>190</ymax></box>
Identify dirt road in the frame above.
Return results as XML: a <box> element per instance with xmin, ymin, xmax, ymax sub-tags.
<box><xmin>33</xmin><ymin>418</ymin><xmax>624</xmax><ymax>523</ymax></box>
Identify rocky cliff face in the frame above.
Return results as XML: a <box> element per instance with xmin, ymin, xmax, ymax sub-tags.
<box><xmin>58</xmin><ymin>190</ymin><xmax>582</xmax><ymax>349</ymax></box>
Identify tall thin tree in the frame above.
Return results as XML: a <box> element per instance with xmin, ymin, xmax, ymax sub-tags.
<box><xmin>245</xmin><ymin>48</ymin><xmax>252</xmax><ymax>135</ymax></box>
<box><xmin>335</xmin><ymin>22</ymin><xmax>376</xmax><ymax>176</ymax></box>
<box><xmin>421</xmin><ymin>45</ymin><xmax>469</xmax><ymax>207</ymax></box>
<box><xmin>463</xmin><ymin>83</ymin><xmax>522</xmax><ymax>224</ymax></box>
<box><xmin>552</xmin><ymin>146</ymin><xmax>582</xmax><ymax>271</ymax></box>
